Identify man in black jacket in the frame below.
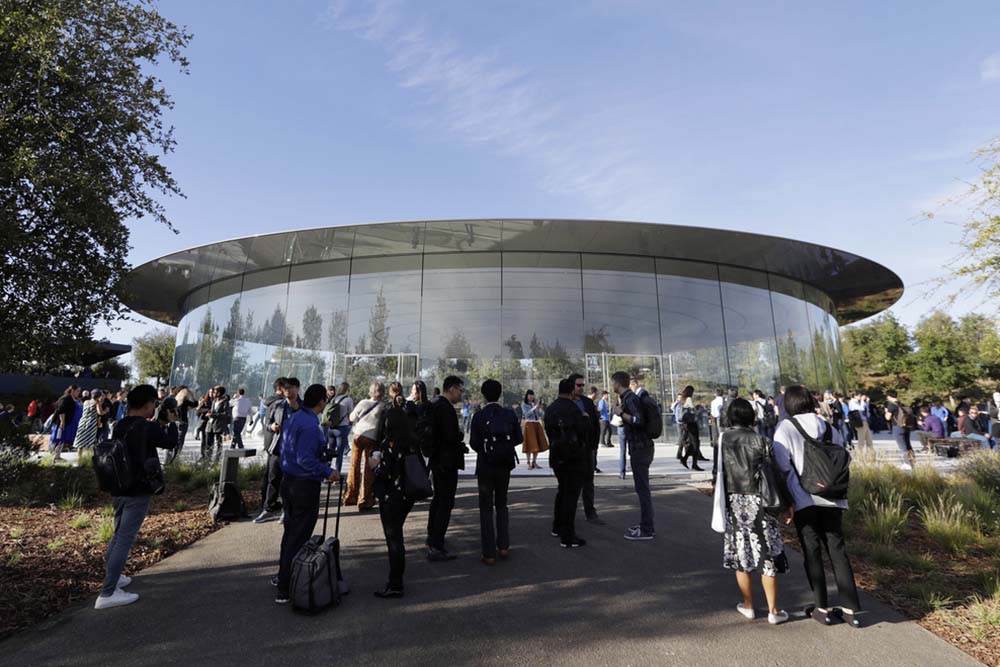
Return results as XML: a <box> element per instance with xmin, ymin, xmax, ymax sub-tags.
<box><xmin>254</xmin><ymin>377</ymin><xmax>299</xmax><ymax>523</ymax></box>
<box><xmin>613</xmin><ymin>371</ymin><xmax>655</xmax><ymax>541</ymax></box>
<box><xmin>570</xmin><ymin>374</ymin><xmax>604</xmax><ymax>524</ymax></box>
<box><xmin>95</xmin><ymin>385</ymin><xmax>176</xmax><ymax>610</ymax></box>
<box><xmin>426</xmin><ymin>375</ymin><xmax>465</xmax><ymax>561</ymax></box>
<box><xmin>546</xmin><ymin>378</ymin><xmax>591</xmax><ymax>548</ymax></box>
<box><xmin>469</xmin><ymin>379</ymin><xmax>523</xmax><ymax>565</ymax></box>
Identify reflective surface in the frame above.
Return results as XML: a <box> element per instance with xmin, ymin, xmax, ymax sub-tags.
<box><xmin>170</xmin><ymin>246</ymin><xmax>852</xmax><ymax>439</ymax></box>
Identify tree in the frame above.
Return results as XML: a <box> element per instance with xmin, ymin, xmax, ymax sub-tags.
<box><xmin>298</xmin><ymin>306</ymin><xmax>323</xmax><ymax>351</ymax></box>
<box><xmin>91</xmin><ymin>357</ymin><xmax>131</xmax><ymax>381</ymax></box>
<box><xmin>365</xmin><ymin>287</ymin><xmax>391</xmax><ymax>354</ymax></box>
<box><xmin>841</xmin><ymin>313</ymin><xmax>912</xmax><ymax>388</ymax></box>
<box><xmin>133</xmin><ymin>328</ymin><xmax>175</xmax><ymax>386</ymax></box>
<box><xmin>0</xmin><ymin>0</ymin><xmax>191</xmax><ymax>370</ymax></box>
<box><xmin>924</xmin><ymin>137</ymin><xmax>1000</xmax><ymax>301</ymax></box>
<box><xmin>909</xmin><ymin>312</ymin><xmax>978</xmax><ymax>399</ymax></box>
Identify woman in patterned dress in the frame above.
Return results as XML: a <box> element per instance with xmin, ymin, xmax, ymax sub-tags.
<box><xmin>73</xmin><ymin>389</ymin><xmax>107</xmax><ymax>453</ymax></box>
<box><xmin>711</xmin><ymin>398</ymin><xmax>792</xmax><ymax>625</ymax></box>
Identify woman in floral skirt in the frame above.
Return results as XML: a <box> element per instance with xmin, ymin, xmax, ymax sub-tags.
<box><xmin>711</xmin><ymin>398</ymin><xmax>793</xmax><ymax>625</ymax></box>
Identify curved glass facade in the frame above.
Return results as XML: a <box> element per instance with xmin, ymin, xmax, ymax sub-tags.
<box><xmin>169</xmin><ymin>247</ymin><xmax>846</xmax><ymax>439</ymax></box>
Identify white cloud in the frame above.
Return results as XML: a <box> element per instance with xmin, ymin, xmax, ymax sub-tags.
<box><xmin>981</xmin><ymin>52</ymin><xmax>1000</xmax><ymax>81</ymax></box>
<box><xmin>323</xmin><ymin>0</ymin><xmax>671</xmax><ymax>216</ymax></box>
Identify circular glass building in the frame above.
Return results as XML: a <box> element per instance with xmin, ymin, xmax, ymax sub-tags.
<box><xmin>126</xmin><ymin>219</ymin><xmax>902</xmax><ymax>418</ymax></box>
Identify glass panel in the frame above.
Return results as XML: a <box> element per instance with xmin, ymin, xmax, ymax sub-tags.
<box><xmin>582</xmin><ymin>255</ymin><xmax>660</xmax><ymax>357</ymax></box>
<box><xmin>346</xmin><ymin>256</ymin><xmax>422</xmax><ymax>355</ymax></box>
<box><xmin>350</xmin><ymin>222</ymin><xmax>425</xmax><ymax>258</ymax></box>
<box><xmin>419</xmin><ymin>253</ymin><xmax>502</xmax><ymax>396</ymax></box>
<box><xmin>501</xmin><ymin>252</ymin><xmax>584</xmax><ymax>405</ymax></box>
<box><xmin>719</xmin><ymin>266</ymin><xmax>779</xmax><ymax>397</ymax></box>
<box><xmin>280</xmin><ymin>260</ymin><xmax>351</xmax><ymax>388</ymax></box>
<box><xmin>803</xmin><ymin>284</ymin><xmax>839</xmax><ymax>393</ymax></box>
<box><xmin>288</xmin><ymin>227</ymin><xmax>355</xmax><ymax>264</ymax></box>
<box><xmin>768</xmin><ymin>275</ymin><xmax>817</xmax><ymax>388</ymax></box>
<box><xmin>170</xmin><ymin>307</ymin><xmax>202</xmax><ymax>389</ymax></box>
<box><xmin>656</xmin><ymin>259</ymin><xmax>730</xmax><ymax>428</ymax></box>
<box><xmin>231</xmin><ymin>266</ymin><xmax>291</xmax><ymax>399</ymax></box>
<box><xmin>423</xmin><ymin>220</ymin><xmax>503</xmax><ymax>254</ymax></box>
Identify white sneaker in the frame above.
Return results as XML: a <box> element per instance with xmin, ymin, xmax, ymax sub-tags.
<box><xmin>737</xmin><ymin>603</ymin><xmax>755</xmax><ymax>619</ymax></box>
<box><xmin>768</xmin><ymin>610</ymin><xmax>789</xmax><ymax>625</ymax></box>
<box><xmin>900</xmin><ymin>462</ymin><xmax>913</xmax><ymax>471</ymax></box>
<box><xmin>117</xmin><ymin>574</ymin><xmax>132</xmax><ymax>588</ymax></box>
<box><xmin>94</xmin><ymin>588</ymin><xmax>139</xmax><ymax>610</ymax></box>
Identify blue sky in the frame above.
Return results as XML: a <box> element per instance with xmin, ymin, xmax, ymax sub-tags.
<box><xmin>100</xmin><ymin>0</ymin><xmax>1000</xmax><ymax>350</ymax></box>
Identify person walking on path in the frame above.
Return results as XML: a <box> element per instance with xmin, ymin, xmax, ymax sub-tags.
<box><xmin>572</xmin><ymin>375</ymin><xmax>604</xmax><ymax>525</ymax></box>
<box><xmin>469</xmin><ymin>379</ymin><xmax>522</xmax><ymax>565</ymax></box>
<box><xmin>207</xmin><ymin>386</ymin><xmax>231</xmax><ymax>459</ymax></box>
<box><xmin>546</xmin><ymin>378</ymin><xmax>591</xmax><ymax>549</ymax></box>
<box><xmin>50</xmin><ymin>385</ymin><xmax>82</xmax><ymax>462</ymax></box>
<box><xmin>773</xmin><ymin>385</ymin><xmax>863</xmax><ymax>627</ymax></box>
<box><xmin>612</xmin><ymin>372</ymin><xmax>656</xmax><ymax>541</ymax></box>
<box><xmin>273</xmin><ymin>384</ymin><xmax>340</xmax><ymax>605</ymax></box>
<box><xmin>425</xmin><ymin>376</ymin><xmax>466</xmax><ymax>561</ymax></box>
<box><xmin>885</xmin><ymin>390</ymin><xmax>917</xmax><ymax>469</ymax></box>
<box><xmin>345</xmin><ymin>381</ymin><xmax>386</xmax><ymax>511</ymax></box>
<box><xmin>371</xmin><ymin>388</ymin><xmax>420</xmax><ymax>598</ymax></box>
<box><xmin>94</xmin><ymin>385</ymin><xmax>176</xmax><ymax>610</ymax></box>
<box><xmin>711</xmin><ymin>398</ymin><xmax>792</xmax><ymax>625</ymax></box>
<box><xmin>677</xmin><ymin>385</ymin><xmax>705</xmax><ymax>471</ymax></box>
<box><xmin>521</xmin><ymin>390</ymin><xmax>548</xmax><ymax>469</ymax></box>
<box><xmin>231</xmin><ymin>388</ymin><xmax>252</xmax><ymax>449</ymax></box>
<box><xmin>329</xmin><ymin>383</ymin><xmax>354</xmax><ymax>473</ymax></box>
<box><xmin>254</xmin><ymin>378</ymin><xmax>297</xmax><ymax>524</ymax></box>
<box><xmin>597</xmin><ymin>390</ymin><xmax>613</xmax><ymax>448</ymax></box>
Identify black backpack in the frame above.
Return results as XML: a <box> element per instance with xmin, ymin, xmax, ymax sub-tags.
<box><xmin>209</xmin><ymin>481</ymin><xmax>247</xmax><ymax>521</ymax></box>
<box><xmin>788</xmin><ymin>418</ymin><xmax>851</xmax><ymax>500</ymax></box>
<box><xmin>415</xmin><ymin>401</ymin><xmax>438</xmax><ymax>459</ymax></box>
<box><xmin>719</xmin><ymin>397</ymin><xmax>735</xmax><ymax>428</ymax></box>
<box><xmin>482</xmin><ymin>411</ymin><xmax>518</xmax><ymax>468</ymax></box>
<box><xmin>640</xmin><ymin>393</ymin><xmax>663</xmax><ymax>440</ymax></box>
<box><xmin>762</xmin><ymin>402</ymin><xmax>778</xmax><ymax>428</ymax></box>
<box><xmin>93</xmin><ymin>421</ymin><xmax>142</xmax><ymax>495</ymax></box>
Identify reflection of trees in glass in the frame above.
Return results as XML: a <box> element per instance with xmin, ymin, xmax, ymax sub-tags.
<box><xmin>776</xmin><ymin>330</ymin><xmax>802</xmax><ymax>385</ymax></box>
<box><xmin>584</xmin><ymin>326</ymin><xmax>614</xmax><ymax>353</ymax></box>
<box><xmin>443</xmin><ymin>331</ymin><xmax>472</xmax><ymax>359</ymax></box>
<box><xmin>327</xmin><ymin>309</ymin><xmax>347</xmax><ymax>352</ymax></box>
<box><xmin>358</xmin><ymin>286</ymin><xmax>391</xmax><ymax>354</ymax></box>
<box><xmin>261</xmin><ymin>305</ymin><xmax>290</xmax><ymax>346</ymax></box>
<box><xmin>195</xmin><ymin>309</ymin><xmax>217</xmax><ymax>390</ymax></box>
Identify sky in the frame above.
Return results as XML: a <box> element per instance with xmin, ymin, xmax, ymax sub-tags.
<box><xmin>97</xmin><ymin>0</ymin><xmax>1000</xmax><ymax>356</ymax></box>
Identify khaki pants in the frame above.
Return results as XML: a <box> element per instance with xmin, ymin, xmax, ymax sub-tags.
<box><xmin>343</xmin><ymin>434</ymin><xmax>376</xmax><ymax>509</ymax></box>
<box><xmin>856</xmin><ymin>421</ymin><xmax>874</xmax><ymax>453</ymax></box>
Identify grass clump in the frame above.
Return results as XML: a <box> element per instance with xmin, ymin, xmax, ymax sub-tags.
<box><xmin>959</xmin><ymin>450</ymin><xmax>1000</xmax><ymax>496</ymax></box>
<box><xmin>173</xmin><ymin>500</ymin><xmax>189</xmax><ymax>512</ymax></box>
<box><xmin>165</xmin><ymin>462</ymin><xmax>218</xmax><ymax>492</ymax></box>
<box><xmin>46</xmin><ymin>537</ymin><xmax>65</xmax><ymax>551</ymax></box>
<box><xmin>70</xmin><ymin>513</ymin><xmax>92</xmax><ymax>529</ymax></box>
<box><xmin>6</xmin><ymin>552</ymin><xmax>22</xmax><ymax>567</ymax></box>
<box><xmin>99</xmin><ymin>504</ymin><xmax>114</xmax><ymax>518</ymax></box>
<box><xmin>950</xmin><ymin>480</ymin><xmax>1000</xmax><ymax>535</ymax></box>
<box><xmin>921</xmin><ymin>495</ymin><xmax>981</xmax><ymax>554</ymax></box>
<box><xmin>95</xmin><ymin>518</ymin><xmax>115</xmax><ymax>544</ymax></box>
<box><xmin>863</xmin><ymin>489</ymin><xmax>910</xmax><ymax>544</ymax></box>
<box><xmin>9</xmin><ymin>526</ymin><xmax>24</xmax><ymax>539</ymax></box>
<box><xmin>57</xmin><ymin>483</ymin><xmax>85</xmax><ymax>511</ymax></box>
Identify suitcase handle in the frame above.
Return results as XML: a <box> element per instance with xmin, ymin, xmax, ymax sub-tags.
<box><xmin>321</xmin><ymin>476</ymin><xmax>345</xmax><ymax>541</ymax></box>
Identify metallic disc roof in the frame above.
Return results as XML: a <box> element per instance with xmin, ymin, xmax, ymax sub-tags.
<box><xmin>124</xmin><ymin>219</ymin><xmax>903</xmax><ymax>326</ymax></box>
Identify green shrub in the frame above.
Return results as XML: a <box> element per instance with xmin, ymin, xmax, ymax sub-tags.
<box><xmin>95</xmin><ymin>517</ymin><xmax>114</xmax><ymax>543</ymax></box>
<box><xmin>46</xmin><ymin>537</ymin><xmax>65</xmax><ymax>551</ymax></box>
<box><xmin>57</xmin><ymin>482</ymin><xmax>85</xmax><ymax>510</ymax></box>
<box><xmin>863</xmin><ymin>489</ymin><xmax>911</xmax><ymax>544</ymax></box>
<box><xmin>70</xmin><ymin>513</ymin><xmax>92</xmax><ymax>529</ymax></box>
<box><xmin>900</xmin><ymin>465</ymin><xmax>947</xmax><ymax>510</ymax></box>
<box><xmin>165</xmin><ymin>462</ymin><xmax>217</xmax><ymax>492</ymax></box>
<box><xmin>865</xmin><ymin>541</ymin><xmax>934</xmax><ymax>572</ymax></box>
<box><xmin>951</xmin><ymin>480</ymin><xmax>1000</xmax><ymax>535</ymax></box>
<box><xmin>1</xmin><ymin>461</ymin><xmax>99</xmax><ymax>507</ymax></box>
<box><xmin>99</xmin><ymin>504</ymin><xmax>114</xmax><ymax>518</ymax></box>
<box><xmin>959</xmin><ymin>451</ymin><xmax>1000</xmax><ymax>496</ymax></box>
<box><xmin>237</xmin><ymin>462</ymin><xmax>265</xmax><ymax>487</ymax></box>
<box><xmin>9</xmin><ymin>526</ymin><xmax>24</xmax><ymax>539</ymax></box>
<box><xmin>921</xmin><ymin>495</ymin><xmax>981</xmax><ymax>554</ymax></box>
<box><xmin>173</xmin><ymin>500</ymin><xmax>189</xmax><ymax>512</ymax></box>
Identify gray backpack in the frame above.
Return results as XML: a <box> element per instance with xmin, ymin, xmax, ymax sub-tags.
<box><xmin>290</xmin><ymin>479</ymin><xmax>347</xmax><ymax>613</ymax></box>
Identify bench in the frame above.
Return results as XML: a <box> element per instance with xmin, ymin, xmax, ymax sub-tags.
<box><xmin>925</xmin><ymin>437</ymin><xmax>977</xmax><ymax>458</ymax></box>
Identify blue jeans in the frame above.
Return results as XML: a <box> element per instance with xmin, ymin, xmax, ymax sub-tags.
<box><xmin>618</xmin><ymin>426</ymin><xmax>627</xmax><ymax>475</ymax></box>
<box><xmin>892</xmin><ymin>426</ymin><xmax>913</xmax><ymax>461</ymax></box>
<box><xmin>333</xmin><ymin>425</ymin><xmax>352</xmax><ymax>473</ymax></box>
<box><xmin>951</xmin><ymin>431</ymin><xmax>992</xmax><ymax>448</ymax></box>
<box><xmin>101</xmin><ymin>495</ymin><xmax>151</xmax><ymax>596</ymax></box>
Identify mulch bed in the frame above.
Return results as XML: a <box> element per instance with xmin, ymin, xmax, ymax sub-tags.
<box><xmin>0</xmin><ymin>486</ymin><xmax>255</xmax><ymax>640</ymax></box>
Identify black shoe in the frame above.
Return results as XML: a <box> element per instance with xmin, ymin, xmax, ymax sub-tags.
<box><xmin>697</xmin><ymin>456</ymin><xmax>710</xmax><ymax>462</ymax></box>
<box><xmin>427</xmin><ymin>548</ymin><xmax>457</xmax><ymax>562</ymax></box>
<box><xmin>585</xmin><ymin>515</ymin><xmax>605</xmax><ymax>525</ymax></box>
<box><xmin>550</xmin><ymin>529</ymin><xmax>560</xmax><ymax>537</ymax></box>
<box><xmin>560</xmin><ymin>537</ymin><xmax>587</xmax><ymax>548</ymax></box>
<box><xmin>374</xmin><ymin>586</ymin><xmax>404</xmax><ymax>599</ymax></box>
<box><xmin>692</xmin><ymin>464</ymin><xmax>704</xmax><ymax>471</ymax></box>
<box><xmin>805</xmin><ymin>605</ymin><xmax>837</xmax><ymax>625</ymax></box>
<box><xmin>680</xmin><ymin>459</ymin><xmax>689</xmax><ymax>469</ymax></box>
<box><xmin>594</xmin><ymin>467</ymin><xmax>602</xmax><ymax>473</ymax></box>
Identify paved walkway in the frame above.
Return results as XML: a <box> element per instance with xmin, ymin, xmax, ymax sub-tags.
<box><xmin>1</xmin><ymin>480</ymin><xmax>979</xmax><ymax>666</ymax></box>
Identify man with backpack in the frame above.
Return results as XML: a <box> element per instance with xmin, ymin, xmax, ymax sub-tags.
<box><xmin>612</xmin><ymin>371</ymin><xmax>656</xmax><ymax>541</ymax></box>
<box><xmin>94</xmin><ymin>385</ymin><xmax>176</xmax><ymax>610</ymax></box>
<box><xmin>572</xmin><ymin>375</ymin><xmax>604</xmax><ymax>524</ymax></box>
<box><xmin>469</xmin><ymin>379</ymin><xmax>523</xmax><ymax>565</ymax></box>
<box><xmin>273</xmin><ymin>384</ymin><xmax>340</xmax><ymax>605</ymax></box>
<box><xmin>884</xmin><ymin>390</ymin><xmax>917</xmax><ymax>469</ymax></box>
<box><xmin>546</xmin><ymin>378</ymin><xmax>591</xmax><ymax>548</ymax></box>
<box><xmin>425</xmin><ymin>375</ymin><xmax>466</xmax><ymax>561</ymax></box>
<box><xmin>325</xmin><ymin>382</ymin><xmax>353</xmax><ymax>472</ymax></box>
<box><xmin>254</xmin><ymin>378</ymin><xmax>297</xmax><ymax>524</ymax></box>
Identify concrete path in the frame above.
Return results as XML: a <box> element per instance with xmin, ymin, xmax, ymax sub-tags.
<box><xmin>1</xmin><ymin>479</ymin><xmax>979</xmax><ymax>666</ymax></box>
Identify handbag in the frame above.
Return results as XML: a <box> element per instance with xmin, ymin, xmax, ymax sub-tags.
<box><xmin>680</xmin><ymin>408</ymin><xmax>697</xmax><ymax>425</ymax></box>
<box><xmin>401</xmin><ymin>453</ymin><xmax>433</xmax><ymax>501</ymax></box>
<box><xmin>754</xmin><ymin>440</ymin><xmax>787</xmax><ymax>513</ymax></box>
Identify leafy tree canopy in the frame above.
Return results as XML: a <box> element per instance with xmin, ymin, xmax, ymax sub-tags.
<box><xmin>0</xmin><ymin>0</ymin><xmax>190</xmax><ymax>370</ymax></box>
<box><xmin>133</xmin><ymin>328</ymin><xmax>175</xmax><ymax>385</ymax></box>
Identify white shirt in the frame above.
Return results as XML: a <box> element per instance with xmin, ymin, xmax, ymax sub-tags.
<box><xmin>709</xmin><ymin>396</ymin><xmax>724</xmax><ymax>420</ymax></box>
<box><xmin>752</xmin><ymin>397</ymin><xmax>766</xmax><ymax>419</ymax></box>
<box><xmin>772</xmin><ymin>414</ymin><xmax>849</xmax><ymax>511</ymax></box>
<box><xmin>232</xmin><ymin>395</ymin><xmax>253</xmax><ymax>418</ymax></box>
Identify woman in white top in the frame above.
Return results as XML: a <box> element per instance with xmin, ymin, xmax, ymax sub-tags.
<box><xmin>345</xmin><ymin>381</ymin><xmax>385</xmax><ymax>511</ymax></box>
<box><xmin>772</xmin><ymin>385</ymin><xmax>863</xmax><ymax>627</ymax></box>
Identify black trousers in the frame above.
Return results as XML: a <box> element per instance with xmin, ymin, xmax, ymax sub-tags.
<box><xmin>260</xmin><ymin>452</ymin><xmax>283</xmax><ymax>512</ymax></box>
<box><xmin>427</xmin><ymin>465</ymin><xmax>458</xmax><ymax>551</ymax></box>
<box><xmin>581</xmin><ymin>448</ymin><xmax>598</xmax><ymax>518</ymax></box>
<box><xmin>599</xmin><ymin>420</ymin><xmax>613</xmax><ymax>446</ymax></box>
<box><xmin>231</xmin><ymin>417</ymin><xmax>246</xmax><ymax>448</ymax></box>
<box><xmin>276</xmin><ymin>475</ymin><xmax>321</xmax><ymax>596</ymax></box>
<box><xmin>477</xmin><ymin>466</ymin><xmax>511</xmax><ymax>558</ymax></box>
<box><xmin>793</xmin><ymin>505</ymin><xmax>862</xmax><ymax>611</ymax></box>
<box><xmin>552</xmin><ymin>461</ymin><xmax>586</xmax><ymax>542</ymax></box>
<box><xmin>680</xmin><ymin>422</ymin><xmax>702</xmax><ymax>463</ymax></box>
<box><xmin>177</xmin><ymin>421</ymin><xmax>189</xmax><ymax>449</ymax></box>
<box><xmin>379</xmin><ymin>494</ymin><xmax>415</xmax><ymax>590</ymax></box>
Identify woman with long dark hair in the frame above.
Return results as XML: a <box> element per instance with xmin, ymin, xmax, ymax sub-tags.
<box><xmin>678</xmin><ymin>385</ymin><xmax>704</xmax><ymax>471</ymax></box>
<box><xmin>521</xmin><ymin>390</ymin><xmax>548</xmax><ymax>470</ymax></box>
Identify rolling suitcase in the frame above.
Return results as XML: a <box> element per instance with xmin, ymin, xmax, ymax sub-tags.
<box><xmin>289</xmin><ymin>478</ymin><xmax>349</xmax><ymax>613</ymax></box>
